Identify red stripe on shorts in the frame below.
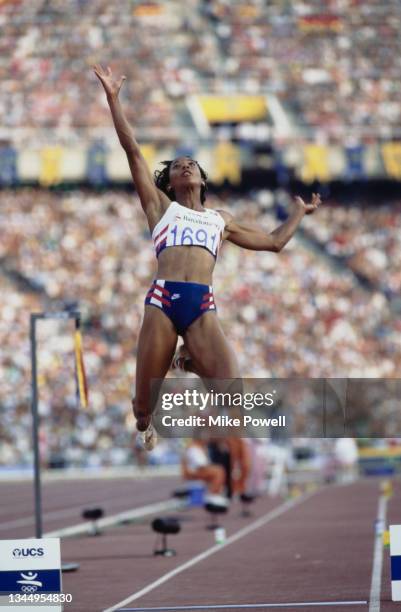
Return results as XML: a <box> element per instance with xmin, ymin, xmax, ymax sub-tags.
<box><xmin>147</xmin><ymin>293</ymin><xmax>171</xmax><ymax>307</ymax></box>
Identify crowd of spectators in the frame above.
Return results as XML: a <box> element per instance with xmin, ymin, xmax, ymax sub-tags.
<box><xmin>0</xmin><ymin>188</ymin><xmax>399</xmax><ymax>467</ymax></box>
<box><xmin>1</xmin><ymin>0</ymin><xmax>401</xmax><ymax>143</ymax></box>
<box><xmin>202</xmin><ymin>0</ymin><xmax>401</xmax><ymax>140</ymax></box>
<box><xmin>302</xmin><ymin>201</ymin><xmax>401</xmax><ymax>297</ymax></box>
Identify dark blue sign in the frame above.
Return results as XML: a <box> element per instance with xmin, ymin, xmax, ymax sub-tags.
<box><xmin>86</xmin><ymin>140</ymin><xmax>108</xmax><ymax>186</ymax></box>
<box><xmin>0</xmin><ymin>145</ymin><xmax>17</xmax><ymax>186</ymax></box>
<box><xmin>0</xmin><ymin>569</ymin><xmax>61</xmax><ymax>594</ymax></box>
<box><xmin>345</xmin><ymin>145</ymin><xmax>365</xmax><ymax>180</ymax></box>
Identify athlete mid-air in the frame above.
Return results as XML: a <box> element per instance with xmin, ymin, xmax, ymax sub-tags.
<box><xmin>94</xmin><ymin>64</ymin><xmax>321</xmax><ymax>450</ymax></box>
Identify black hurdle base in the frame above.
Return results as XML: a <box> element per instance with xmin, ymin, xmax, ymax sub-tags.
<box><xmin>240</xmin><ymin>493</ymin><xmax>256</xmax><ymax>518</ymax></box>
<box><xmin>152</xmin><ymin>517</ymin><xmax>181</xmax><ymax>556</ymax></box>
<box><xmin>154</xmin><ymin>534</ymin><xmax>177</xmax><ymax>557</ymax></box>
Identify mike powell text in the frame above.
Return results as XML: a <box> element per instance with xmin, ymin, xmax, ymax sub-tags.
<box><xmin>161</xmin><ymin>414</ymin><xmax>286</xmax><ymax>428</ymax></box>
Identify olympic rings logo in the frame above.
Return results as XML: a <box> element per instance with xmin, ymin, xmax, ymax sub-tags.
<box><xmin>21</xmin><ymin>585</ymin><xmax>38</xmax><ymax>593</ymax></box>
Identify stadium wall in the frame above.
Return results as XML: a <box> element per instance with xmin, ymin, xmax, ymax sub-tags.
<box><xmin>1</xmin><ymin>141</ymin><xmax>401</xmax><ymax>187</ymax></box>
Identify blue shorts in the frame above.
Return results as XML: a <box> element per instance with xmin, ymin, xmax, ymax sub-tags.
<box><xmin>145</xmin><ymin>279</ymin><xmax>216</xmax><ymax>336</ymax></box>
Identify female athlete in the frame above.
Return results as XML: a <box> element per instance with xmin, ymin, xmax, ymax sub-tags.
<box><xmin>94</xmin><ymin>65</ymin><xmax>321</xmax><ymax>450</ymax></box>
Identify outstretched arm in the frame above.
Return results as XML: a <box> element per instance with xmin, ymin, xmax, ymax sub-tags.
<box><xmin>93</xmin><ymin>64</ymin><xmax>169</xmax><ymax>227</ymax></box>
<box><xmin>222</xmin><ymin>193</ymin><xmax>321</xmax><ymax>252</ymax></box>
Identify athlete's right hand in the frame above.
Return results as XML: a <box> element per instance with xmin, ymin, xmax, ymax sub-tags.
<box><xmin>93</xmin><ymin>64</ymin><xmax>126</xmax><ymax>99</ymax></box>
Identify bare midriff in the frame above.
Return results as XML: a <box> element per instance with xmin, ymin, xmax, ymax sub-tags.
<box><xmin>155</xmin><ymin>245</ymin><xmax>216</xmax><ymax>284</ymax></box>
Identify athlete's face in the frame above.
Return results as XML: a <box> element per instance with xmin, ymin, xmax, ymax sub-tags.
<box><xmin>168</xmin><ymin>157</ymin><xmax>203</xmax><ymax>192</ymax></box>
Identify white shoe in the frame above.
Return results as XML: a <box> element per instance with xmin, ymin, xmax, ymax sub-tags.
<box><xmin>140</xmin><ymin>423</ymin><xmax>157</xmax><ymax>451</ymax></box>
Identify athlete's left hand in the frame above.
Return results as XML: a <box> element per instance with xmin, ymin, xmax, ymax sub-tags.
<box><xmin>294</xmin><ymin>193</ymin><xmax>322</xmax><ymax>215</ymax></box>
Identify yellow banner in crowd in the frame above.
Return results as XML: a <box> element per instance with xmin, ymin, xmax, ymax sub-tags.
<box><xmin>301</xmin><ymin>144</ymin><xmax>330</xmax><ymax>183</ymax></box>
<box><xmin>212</xmin><ymin>142</ymin><xmax>241</xmax><ymax>185</ymax></box>
<box><xmin>74</xmin><ymin>329</ymin><xmax>88</xmax><ymax>408</ymax></box>
<box><xmin>140</xmin><ymin>144</ymin><xmax>156</xmax><ymax>169</ymax></box>
<box><xmin>198</xmin><ymin>95</ymin><xmax>267</xmax><ymax>123</ymax></box>
<box><xmin>39</xmin><ymin>146</ymin><xmax>63</xmax><ymax>186</ymax></box>
<box><xmin>381</xmin><ymin>142</ymin><xmax>401</xmax><ymax>180</ymax></box>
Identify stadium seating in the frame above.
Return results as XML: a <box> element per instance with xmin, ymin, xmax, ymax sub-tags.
<box><xmin>0</xmin><ymin>190</ymin><xmax>398</xmax><ymax>466</ymax></box>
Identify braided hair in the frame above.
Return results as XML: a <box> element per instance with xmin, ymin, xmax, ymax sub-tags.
<box><xmin>154</xmin><ymin>159</ymin><xmax>208</xmax><ymax>204</ymax></box>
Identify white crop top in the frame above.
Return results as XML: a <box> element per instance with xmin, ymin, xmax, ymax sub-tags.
<box><xmin>151</xmin><ymin>201</ymin><xmax>226</xmax><ymax>258</ymax></box>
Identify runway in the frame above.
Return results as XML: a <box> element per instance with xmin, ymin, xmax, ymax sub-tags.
<box><xmin>1</xmin><ymin>474</ymin><xmax>398</xmax><ymax>611</ymax></box>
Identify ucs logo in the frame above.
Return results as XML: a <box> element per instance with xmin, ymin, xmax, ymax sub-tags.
<box><xmin>12</xmin><ymin>548</ymin><xmax>44</xmax><ymax>558</ymax></box>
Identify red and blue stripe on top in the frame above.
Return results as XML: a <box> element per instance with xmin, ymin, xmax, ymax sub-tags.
<box><xmin>152</xmin><ymin>201</ymin><xmax>225</xmax><ymax>259</ymax></box>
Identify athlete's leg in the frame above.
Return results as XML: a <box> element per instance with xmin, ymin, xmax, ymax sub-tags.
<box><xmin>228</xmin><ymin>438</ymin><xmax>251</xmax><ymax>495</ymax></box>
<box><xmin>134</xmin><ymin>306</ymin><xmax>178</xmax><ymax>432</ymax></box>
<box><xmin>182</xmin><ymin>313</ymin><xmax>243</xmax><ymax>437</ymax></box>
<box><xmin>192</xmin><ymin>466</ymin><xmax>226</xmax><ymax>494</ymax></box>
<box><xmin>182</xmin><ymin>312</ymin><xmax>240</xmax><ymax>379</ymax></box>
